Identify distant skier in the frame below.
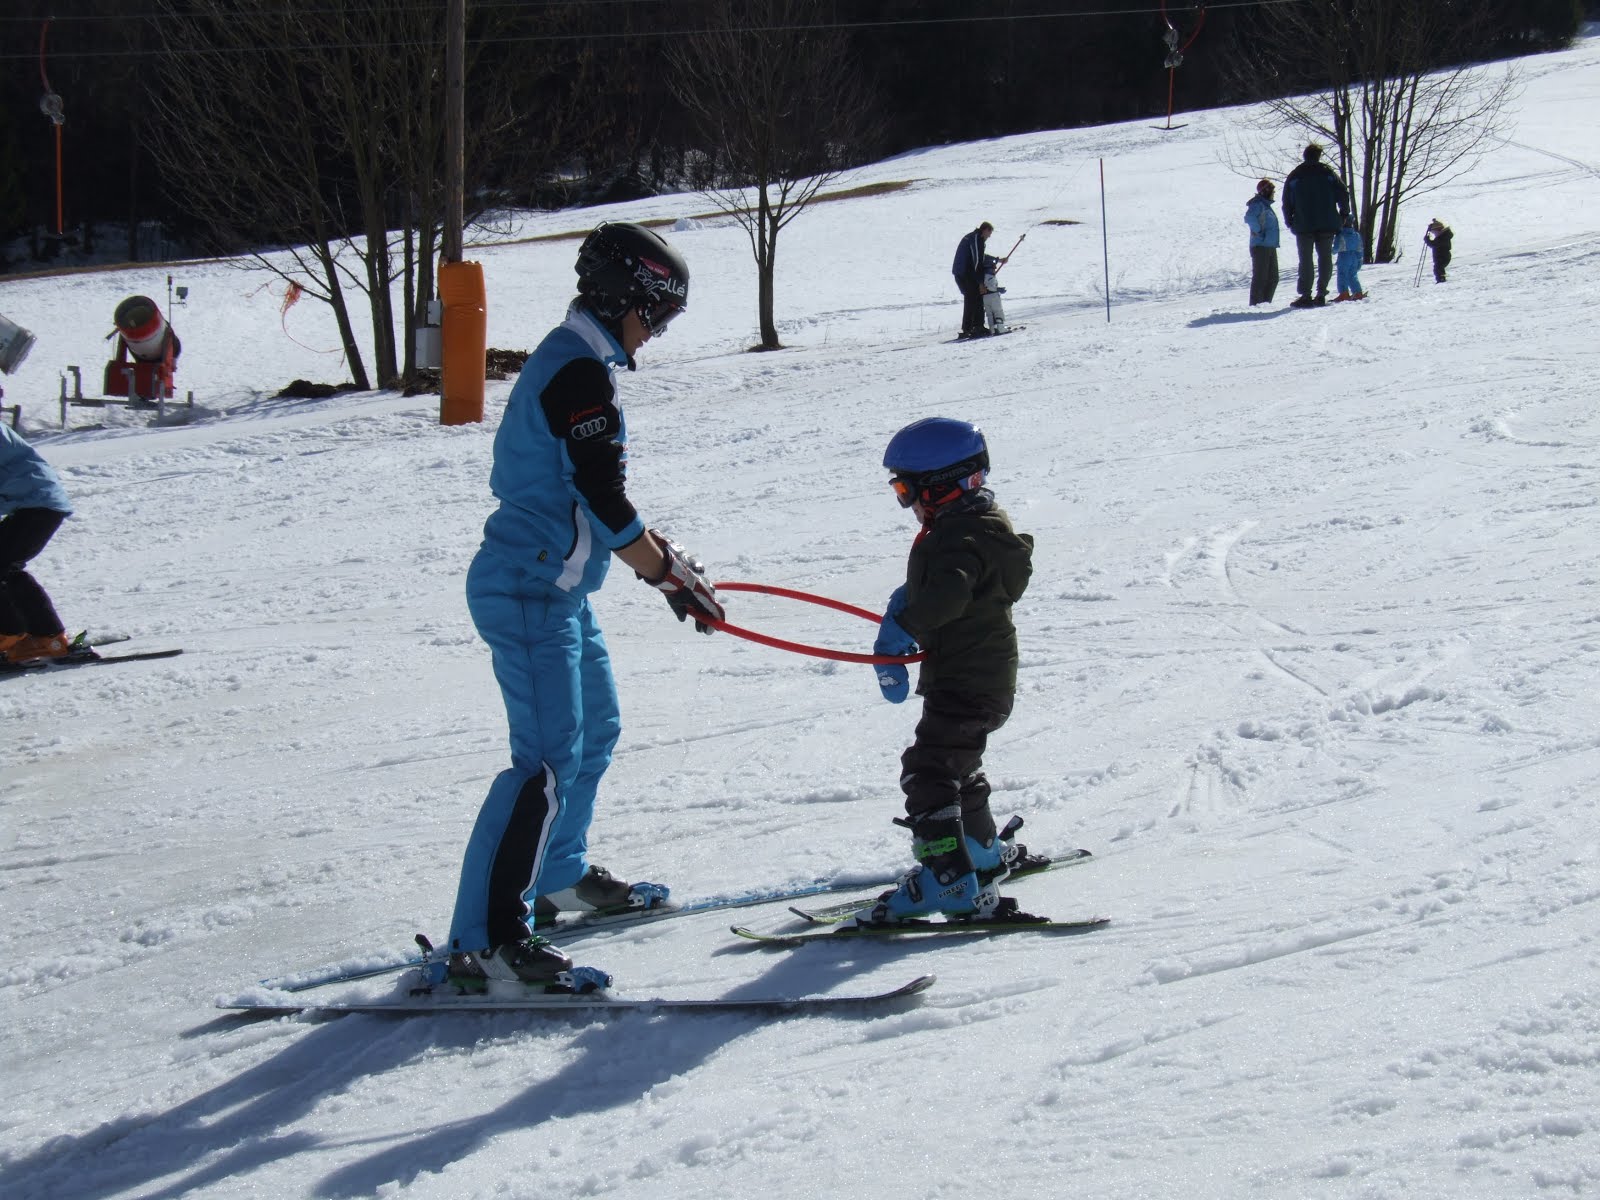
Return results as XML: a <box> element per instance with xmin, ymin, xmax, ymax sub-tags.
<box><xmin>1282</xmin><ymin>143</ymin><xmax>1350</xmax><ymax>307</ymax></box>
<box><xmin>979</xmin><ymin>253</ymin><xmax>1010</xmax><ymax>334</ymax></box>
<box><xmin>1245</xmin><ymin>179</ymin><xmax>1281</xmax><ymax>306</ymax></box>
<box><xmin>1333</xmin><ymin>215</ymin><xmax>1365</xmax><ymax>301</ymax></box>
<box><xmin>1425</xmin><ymin>219</ymin><xmax>1453</xmax><ymax>283</ymax></box>
<box><xmin>848</xmin><ymin>418</ymin><xmax>1046</xmax><ymax>927</ymax></box>
<box><xmin>951</xmin><ymin>222</ymin><xmax>998</xmax><ymax>339</ymax></box>
<box><xmin>445</xmin><ymin>221</ymin><xmax>724</xmax><ymax>993</ymax></box>
<box><xmin>0</xmin><ymin>424</ymin><xmax>74</xmax><ymax>664</ymax></box>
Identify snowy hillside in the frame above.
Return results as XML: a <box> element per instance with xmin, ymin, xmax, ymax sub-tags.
<box><xmin>2</xmin><ymin>30</ymin><xmax>1598</xmax><ymax>1200</ymax></box>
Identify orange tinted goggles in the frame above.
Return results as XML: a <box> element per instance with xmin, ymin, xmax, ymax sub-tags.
<box><xmin>889</xmin><ymin>476</ymin><xmax>919</xmax><ymax>507</ymax></box>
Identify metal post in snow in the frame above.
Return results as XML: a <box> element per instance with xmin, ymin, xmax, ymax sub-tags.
<box><xmin>1100</xmin><ymin>158</ymin><xmax>1111</xmax><ymax>322</ymax></box>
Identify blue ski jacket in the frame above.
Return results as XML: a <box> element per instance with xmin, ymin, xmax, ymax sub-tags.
<box><xmin>477</xmin><ymin>305</ymin><xmax>645</xmax><ymax>596</ymax></box>
<box><xmin>0</xmin><ymin>424</ymin><xmax>72</xmax><ymax>517</ymax></box>
<box><xmin>1245</xmin><ymin>195</ymin><xmax>1280</xmax><ymax>248</ymax></box>
<box><xmin>1334</xmin><ymin>226</ymin><xmax>1364</xmax><ymax>259</ymax></box>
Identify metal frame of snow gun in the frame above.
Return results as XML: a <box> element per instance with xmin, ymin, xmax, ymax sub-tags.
<box><xmin>703</xmin><ymin>582</ymin><xmax>925</xmax><ymax>665</ymax></box>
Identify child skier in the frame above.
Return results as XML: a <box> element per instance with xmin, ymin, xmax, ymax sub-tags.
<box><xmin>1333</xmin><ymin>215</ymin><xmax>1365</xmax><ymax>301</ymax></box>
<box><xmin>850</xmin><ymin>417</ymin><xmax>1043</xmax><ymax>926</ymax></box>
<box><xmin>1425</xmin><ymin>219</ymin><xmax>1453</xmax><ymax>283</ymax></box>
<box><xmin>979</xmin><ymin>253</ymin><xmax>1009</xmax><ymax>334</ymax></box>
<box><xmin>0</xmin><ymin>424</ymin><xmax>75</xmax><ymax>664</ymax></box>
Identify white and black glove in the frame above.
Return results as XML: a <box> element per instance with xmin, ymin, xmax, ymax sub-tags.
<box><xmin>640</xmin><ymin>529</ymin><xmax>724</xmax><ymax>634</ymax></box>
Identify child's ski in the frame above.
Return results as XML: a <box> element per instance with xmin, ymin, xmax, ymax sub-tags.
<box><xmin>732</xmin><ymin>915</ymin><xmax>1109</xmax><ymax>947</ymax></box>
<box><xmin>787</xmin><ymin>847</ymin><xmax>1092</xmax><ymax>923</ymax></box>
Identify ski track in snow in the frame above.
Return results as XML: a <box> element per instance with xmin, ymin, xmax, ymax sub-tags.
<box><xmin>1</xmin><ymin>29</ymin><xmax>1599</xmax><ymax>1200</ymax></box>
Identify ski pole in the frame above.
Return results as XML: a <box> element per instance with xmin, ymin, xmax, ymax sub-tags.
<box><xmin>994</xmin><ymin>232</ymin><xmax>1025</xmax><ymax>271</ymax></box>
<box><xmin>1413</xmin><ymin>237</ymin><xmax>1427</xmax><ymax>287</ymax></box>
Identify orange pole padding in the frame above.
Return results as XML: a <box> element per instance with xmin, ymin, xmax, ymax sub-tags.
<box><xmin>438</xmin><ymin>260</ymin><xmax>486</xmax><ymax>425</ymax></box>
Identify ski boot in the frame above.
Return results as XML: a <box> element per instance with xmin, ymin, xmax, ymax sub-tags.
<box><xmin>968</xmin><ymin>815</ymin><xmax>1051</xmax><ymax>887</ymax></box>
<box><xmin>531</xmin><ymin>864</ymin><xmax>669</xmax><ymax>927</ymax></box>
<box><xmin>1</xmin><ymin>632</ymin><xmax>74</xmax><ymax>663</ymax></box>
<box><xmin>845</xmin><ymin>807</ymin><xmax>991</xmax><ymax>927</ymax></box>
<box><xmin>446</xmin><ymin>935</ymin><xmax>610</xmax><ymax>994</ymax></box>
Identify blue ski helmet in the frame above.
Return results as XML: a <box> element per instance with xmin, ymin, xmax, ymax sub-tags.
<box><xmin>883</xmin><ymin>417</ymin><xmax>989</xmax><ymax>510</ymax></box>
<box><xmin>575</xmin><ymin>221</ymin><xmax>689</xmax><ymax>335</ymax></box>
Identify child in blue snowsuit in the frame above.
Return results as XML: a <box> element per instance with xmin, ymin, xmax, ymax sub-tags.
<box><xmin>1333</xmin><ymin>217</ymin><xmax>1365</xmax><ymax>300</ymax></box>
<box><xmin>445</xmin><ymin>222</ymin><xmax>724</xmax><ymax>993</ymax></box>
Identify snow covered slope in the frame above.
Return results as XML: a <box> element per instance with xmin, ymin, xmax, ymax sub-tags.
<box><xmin>1</xmin><ymin>30</ymin><xmax>1597</xmax><ymax>1200</ymax></box>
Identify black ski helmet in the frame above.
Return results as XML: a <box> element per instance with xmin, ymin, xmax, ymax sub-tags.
<box><xmin>883</xmin><ymin>417</ymin><xmax>990</xmax><ymax>511</ymax></box>
<box><xmin>575</xmin><ymin>221</ymin><xmax>689</xmax><ymax>335</ymax></box>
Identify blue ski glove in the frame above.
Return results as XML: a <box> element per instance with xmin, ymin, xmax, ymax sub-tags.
<box><xmin>872</xmin><ymin>591</ymin><xmax>918</xmax><ymax>704</ymax></box>
<box><xmin>875</xmin><ymin>661</ymin><xmax>910</xmax><ymax>704</ymax></box>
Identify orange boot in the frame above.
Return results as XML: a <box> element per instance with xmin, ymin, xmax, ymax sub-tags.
<box><xmin>4</xmin><ymin>632</ymin><xmax>74</xmax><ymax>662</ymax></box>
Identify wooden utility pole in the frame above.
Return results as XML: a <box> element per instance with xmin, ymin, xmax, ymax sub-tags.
<box><xmin>442</xmin><ymin>0</ymin><xmax>464</xmax><ymax>264</ymax></box>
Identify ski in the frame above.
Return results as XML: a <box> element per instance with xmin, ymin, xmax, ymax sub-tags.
<box><xmin>256</xmin><ymin>821</ymin><xmax>1086</xmax><ymax>993</ymax></box>
<box><xmin>218</xmin><ymin>973</ymin><xmax>937</xmax><ymax>1017</ymax></box>
<box><xmin>731</xmin><ymin>916</ymin><xmax>1109</xmax><ymax>947</ymax></box>
<box><xmin>1</xmin><ymin>648</ymin><xmax>183</xmax><ymax>674</ymax></box>
<box><xmin>943</xmin><ymin>325</ymin><xmax>1025</xmax><ymax>345</ymax></box>
<box><xmin>787</xmin><ymin>847</ymin><xmax>1092</xmax><ymax>923</ymax></box>
<box><xmin>259</xmin><ymin>873</ymin><xmax>948</xmax><ymax>993</ymax></box>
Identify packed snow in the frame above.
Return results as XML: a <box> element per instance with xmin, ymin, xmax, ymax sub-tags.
<box><xmin>2</xmin><ymin>29</ymin><xmax>1598</xmax><ymax>1200</ymax></box>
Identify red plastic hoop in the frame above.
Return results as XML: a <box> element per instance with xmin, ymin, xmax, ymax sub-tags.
<box><xmin>702</xmin><ymin>582</ymin><xmax>924</xmax><ymax>665</ymax></box>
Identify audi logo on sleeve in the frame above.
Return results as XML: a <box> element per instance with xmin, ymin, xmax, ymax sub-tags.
<box><xmin>570</xmin><ymin>416</ymin><xmax>609</xmax><ymax>440</ymax></box>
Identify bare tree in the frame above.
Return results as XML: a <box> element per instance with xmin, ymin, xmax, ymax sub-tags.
<box><xmin>1227</xmin><ymin>0</ymin><xmax>1517</xmax><ymax>263</ymax></box>
<box><xmin>667</xmin><ymin>0</ymin><xmax>881</xmax><ymax>349</ymax></box>
<box><xmin>146</xmin><ymin>1</ymin><xmax>576</xmax><ymax>389</ymax></box>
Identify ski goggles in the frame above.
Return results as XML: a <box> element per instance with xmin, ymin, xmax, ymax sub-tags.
<box><xmin>637</xmin><ymin>296</ymin><xmax>685</xmax><ymax>336</ymax></box>
<box><xmin>889</xmin><ymin>475</ymin><xmax>920</xmax><ymax>507</ymax></box>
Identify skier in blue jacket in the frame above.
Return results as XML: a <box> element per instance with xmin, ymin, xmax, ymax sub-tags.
<box><xmin>446</xmin><ymin>222</ymin><xmax>724</xmax><ymax>993</ymax></box>
<box><xmin>1245</xmin><ymin>179</ymin><xmax>1281</xmax><ymax>306</ymax></box>
<box><xmin>0</xmin><ymin>424</ymin><xmax>74</xmax><ymax>664</ymax></box>
<box><xmin>1333</xmin><ymin>216</ymin><xmax>1365</xmax><ymax>300</ymax></box>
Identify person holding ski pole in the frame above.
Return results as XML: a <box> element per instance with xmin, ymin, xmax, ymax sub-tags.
<box><xmin>0</xmin><ymin>424</ymin><xmax>75</xmax><ymax>665</ymax></box>
<box><xmin>848</xmin><ymin>417</ymin><xmax>1047</xmax><ymax>928</ymax></box>
<box><xmin>445</xmin><ymin>221</ymin><xmax>724</xmax><ymax>995</ymax></box>
<box><xmin>951</xmin><ymin>222</ymin><xmax>997</xmax><ymax>339</ymax></box>
<box><xmin>1425</xmin><ymin>219</ymin><xmax>1453</xmax><ymax>283</ymax></box>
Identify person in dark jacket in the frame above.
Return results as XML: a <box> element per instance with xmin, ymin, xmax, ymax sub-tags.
<box><xmin>1245</xmin><ymin>179</ymin><xmax>1281</xmax><ymax>306</ymax></box>
<box><xmin>848</xmin><ymin>417</ymin><xmax>1045</xmax><ymax>927</ymax></box>
<box><xmin>1282</xmin><ymin>143</ymin><xmax>1350</xmax><ymax>307</ymax></box>
<box><xmin>951</xmin><ymin>223</ymin><xmax>995</xmax><ymax>339</ymax></box>
<box><xmin>1425</xmin><ymin>219</ymin><xmax>1454</xmax><ymax>282</ymax></box>
<box><xmin>0</xmin><ymin>424</ymin><xmax>74</xmax><ymax>664</ymax></box>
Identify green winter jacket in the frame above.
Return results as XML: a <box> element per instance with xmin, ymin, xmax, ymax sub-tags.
<box><xmin>896</xmin><ymin>494</ymin><xmax>1034</xmax><ymax>698</ymax></box>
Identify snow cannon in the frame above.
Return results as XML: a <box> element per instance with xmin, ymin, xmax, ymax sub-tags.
<box><xmin>104</xmin><ymin>294</ymin><xmax>182</xmax><ymax>401</ymax></box>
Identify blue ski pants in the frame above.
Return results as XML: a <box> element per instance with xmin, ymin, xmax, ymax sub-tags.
<box><xmin>1336</xmin><ymin>253</ymin><xmax>1363</xmax><ymax>296</ymax></box>
<box><xmin>448</xmin><ymin>550</ymin><xmax>621</xmax><ymax>953</ymax></box>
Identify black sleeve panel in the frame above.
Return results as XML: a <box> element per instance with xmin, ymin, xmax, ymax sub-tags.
<box><xmin>539</xmin><ymin>356</ymin><xmax>639</xmax><ymax>537</ymax></box>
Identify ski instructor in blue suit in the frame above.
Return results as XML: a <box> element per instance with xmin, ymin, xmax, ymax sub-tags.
<box><xmin>446</xmin><ymin>222</ymin><xmax>724</xmax><ymax>993</ymax></box>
